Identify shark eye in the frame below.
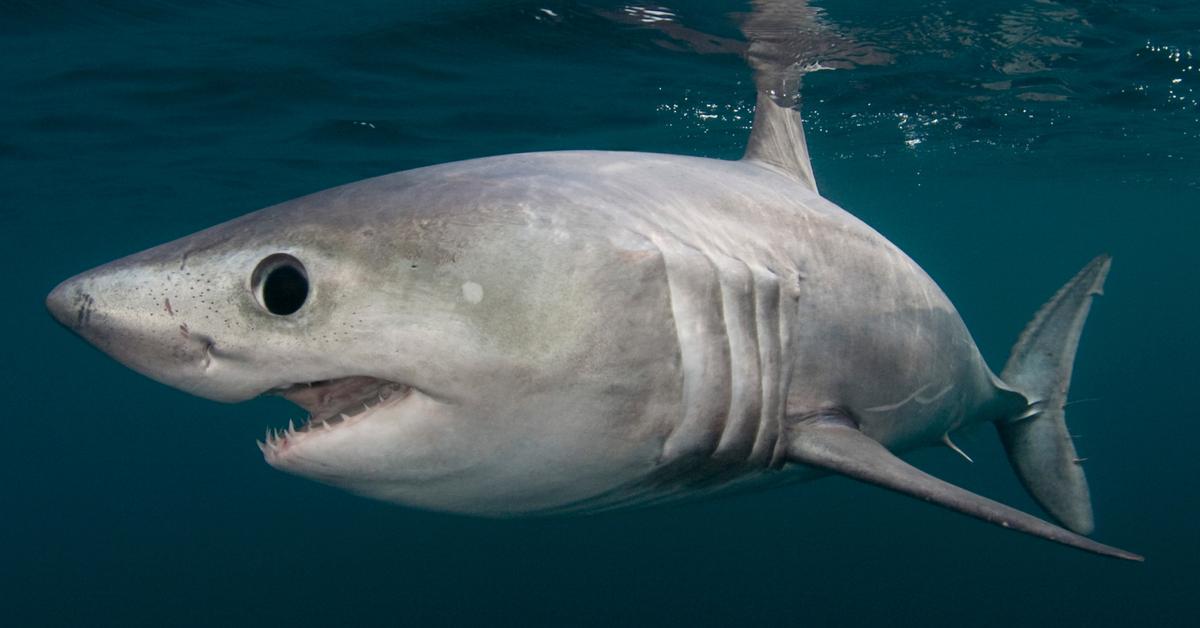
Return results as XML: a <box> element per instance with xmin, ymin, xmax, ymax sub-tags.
<box><xmin>252</xmin><ymin>254</ymin><xmax>309</xmax><ymax>316</ymax></box>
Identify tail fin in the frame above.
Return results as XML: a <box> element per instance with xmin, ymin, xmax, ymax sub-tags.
<box><xmin>998</xmin><ymin>255</ymin><xmax>1112</xmax><ymax>535</ymax></box>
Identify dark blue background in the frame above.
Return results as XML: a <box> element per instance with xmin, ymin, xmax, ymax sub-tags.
<box><xmin>3</xmin><ymin>2</ymin><xmax>1196</xmax><ymax>626</ymax></box>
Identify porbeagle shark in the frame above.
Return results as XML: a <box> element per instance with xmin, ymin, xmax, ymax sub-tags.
<box><xmin>46</xmin><ymin>88</ymin><xmax>1140</xmax><ymax>560</ymax></box>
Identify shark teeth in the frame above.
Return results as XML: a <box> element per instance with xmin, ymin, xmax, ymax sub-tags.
<box><xmin>257</xmin><ymin>379</ymin><xmax>412</xmax><ymax>456</ymax></box>
<box><xmin>257</xmin><ymin>425</ymin><xmax>298</xmax><ymax>453</ymax></box>
<box><xmin>256</xmin><ymin>419</ymin><xmax>320</xmax><ymax>454</ymax></box>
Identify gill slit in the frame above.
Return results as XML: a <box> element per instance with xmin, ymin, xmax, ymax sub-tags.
<box><xmin>654</xmin><ymin>234</ymin><xmax>795</xmax><ymax>471</ymax></box>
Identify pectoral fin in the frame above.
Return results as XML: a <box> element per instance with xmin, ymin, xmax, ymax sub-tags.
<box><xmin>785</xmin><ymin>417</ymin><xmax>1142</xmax><ymax>561</ymax></box>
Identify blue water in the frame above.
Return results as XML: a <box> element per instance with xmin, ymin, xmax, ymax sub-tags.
<box><xmin>4</xmin><ymin>1</ymin><xmax>1198</xmax><ymax>625</ymax></box>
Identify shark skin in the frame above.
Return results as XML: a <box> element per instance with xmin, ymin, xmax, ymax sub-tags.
<box><xmin>46</xmin><ymin>99</ymin><xmax>1141</xmax><ymax>561</ymax></box>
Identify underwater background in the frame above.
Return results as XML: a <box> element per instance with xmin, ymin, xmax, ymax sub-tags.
<box><xmin>2</xmin><ymin>1</ymin><xmax>1197</xmax><ymax>626</ymax></box>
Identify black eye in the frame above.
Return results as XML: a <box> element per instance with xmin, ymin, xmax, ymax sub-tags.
<box><xmin>252</xmin><ymin>254</ymin><xmax>309</xmax><ymax>316</ymax></box>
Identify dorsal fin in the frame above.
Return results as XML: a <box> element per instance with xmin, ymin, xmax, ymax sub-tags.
<box><xmin>742</xmin><ymin>92</ymin><xmax>817</xmax><ymax>192</ymax></box>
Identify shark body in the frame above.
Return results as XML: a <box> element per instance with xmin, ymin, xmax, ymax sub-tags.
<box><xmin>47</xmin><ymin>94</ymin><xmax>1139</xmax><ymax>560</ymax></box>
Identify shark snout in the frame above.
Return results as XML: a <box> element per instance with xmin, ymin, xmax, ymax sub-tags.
<box><xmin>46</xmin><ymin>275</ymin><xmax>96</xmax><ymax>332</ymax></box>
<box><xmin>46</xmin><ymin>267</ymin><xmax>157</xmax><ymax>356</ymax></box>
<box><xmin>46</xmin><ymin>265</ymin><xmax>237</xmax><ymax>397</ymax></box>
<box><xmin>47</xmin><ymin>259</ymin><xmax>290</xmax><ymax>403</ymax></box>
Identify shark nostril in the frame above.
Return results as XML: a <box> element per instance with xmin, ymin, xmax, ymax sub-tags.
<box><xmin>202</xmin><ymin>340</ymin><xmax>215</xmax><ymax>370</ymax></box>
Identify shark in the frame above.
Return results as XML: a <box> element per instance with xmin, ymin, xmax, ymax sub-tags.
<box><xmin>46</xmin><ymin>89</ymin><xmax>1140</xmax><ymax>560</ymax></box>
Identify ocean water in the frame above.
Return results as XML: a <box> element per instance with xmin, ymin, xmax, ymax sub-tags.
<box><xmin>3</xmin><ymin>1</ymin><xmax>1198</xmax><ymax>626</ymax></box>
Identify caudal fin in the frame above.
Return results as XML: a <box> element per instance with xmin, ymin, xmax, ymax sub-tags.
<box><xmin>997</xmin><ymin>255</ymin><xmax>1112</xmax><ymax>535</ymax></box>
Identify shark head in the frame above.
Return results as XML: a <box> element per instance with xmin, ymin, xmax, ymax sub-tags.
<box><xmin>46</xmin><ymin>158</ymin><xmax>681</xmax><ymax>515</ymax></box>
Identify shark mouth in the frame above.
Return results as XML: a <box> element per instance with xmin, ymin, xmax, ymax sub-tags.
<box><xmin>258</xmin><ymin>376</ymin><xmax>411</xmax><ymax>453</ymax></box>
